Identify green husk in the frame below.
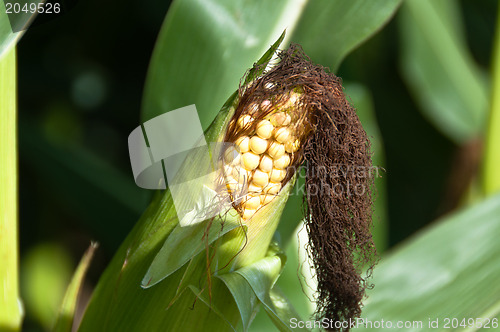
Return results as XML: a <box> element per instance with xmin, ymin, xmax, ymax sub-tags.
<box><xmin>78</xmin><ymin>36</ymin><xmax>297</xmax><ymax>332</ymax></box>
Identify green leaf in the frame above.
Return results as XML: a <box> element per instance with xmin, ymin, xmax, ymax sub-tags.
<box><xmin>234</xmin><ymin>248</ymin><xmax>304</xmax><ymax>332</ymax></box>
<box><xmin>187</xmin><ymin>284</ymin><xmax>239</xmax><ymax>332</ymax></box>
<box><xmin>292</xmin><ymin>0</ymin><xmax>402</xmax><ymax>72</ymax></box>
<box><xmin>242</xmin><ymin>30</ymin><xmax>285</xmax><ymax>86</ymax></box>
<box><xmin>399</xmin><ymin>0</ymin><xmax>489</xmax><ymax>144</ymax></box>
<box><xmin>0</xmin><ymin>47</ymin><xmax>21</xmax><ymax>332</ymax></box>
<box><xmin>217</xmin><ymin>271</ymin><xmax>260</xmax><ymax>331</ymax></box>
<box><xmin>53</xmin><ymin>243</ymin><xmax>98</xmax><ymax>332</ymax></box>
<box><xmin>142</xmin><ymin>213</ymin><xmax>242</xmax><ymax>288</ymax></box>
<box><xmin>263</xmin><ymin>287</ymin><xmax>309</xmax><ymax>332</ymax></box>
<box><xmin>141</xmin><ymin>0</ymin><xmax>307</xmax><ymax>130</ymax></box>
<box><xmin>358</xmin><ymin>192</ymin><xmax>500</xmax><ymax>331</ymax></box>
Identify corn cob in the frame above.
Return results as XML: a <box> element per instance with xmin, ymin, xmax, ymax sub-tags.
<box><xmin>215</xmin><ymin>44</ymin><xmax>377</xmax><ymax>330</ymax></box>
<box><xmin>219</xmin><ymin>89</ymin><xmax>308</xmax><ymax>221</ymax></box>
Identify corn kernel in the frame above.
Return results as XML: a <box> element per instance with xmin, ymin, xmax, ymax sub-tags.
<box><xmin>237</xmin><ymin>115</ymin><xmax>254</xmax><ymax>128</ymax></box>
<box><xmin>260</xmin><ymin>194</ymin><xmax>275</xmax><ymax>205</ymax></box>
<box><xmin>270</xmin><ymin>112</ymin><xmax>286</xmax><ymax>126</ymax></box>
<box><xmin>248</xmin><ymin>183</ymin><xmax>262</xmax><ymax>193</ymax></box>
<box><xmin>250</xmin><ymin>136</ymin><xmax>268</xmax><ymax>154</ymax></box>
<box><xmin>285</xmin><ymin>139</ymin><xmax>300</xmax><ymax>153</ymax></box>
<box><xmin>243</xmin><ymin>194</ymin><xmax>261</xmax><ymax>210</ymax></box>
<box><xmin>252</xmin><ymin>169</ymin><xmax>269</xmax><ymax>187</ymax></box>
<box><xmin>241</xmin><ymin>152</ymin><xmax>260</xmax><ymax>171</ymax></box>
<box><xmin>235</xmin><ymin>136</ymin><xmax>250</xmax><ymax>153</ymax></box>
<box><xmin>274</xmin><ymin>154</ymin><xmax>290</xmax><ymax>170</ymax></box>
<box><xmin>256</xmin><ymin>120</ymin><xmax>274</xmax><ymax>139</ymax></box>
<box><xmin>267</xmin><ymin>141</ymin><xmax>285</xmax><ymax>159</ymax></box>
<box><xmin>270</xmin><ymin>112</ymin><xmax>291</xmax><ymax>126</ymax></box>
<box><xmin>274</xmin><ymin>127</ymin><xmax>291</xmax><ymax>143</ymax></box>
<box><xmin>242</xmin><ymin>208</ymin><xmax>257</xmax><ymax>220</ymax></box>
<box><xmin>270</xmin><ymin>168</ymin><xmax>286</xmax><ymax>182</ymax></box>
<box><xmin>264</xmin><ymin>182</ymin><xmax>281</xmax><ymax>195</ymax></box>
<box><xmin>259</xmin><ymin>154</ymin><xmax>273</xmax><ymax>173</ymax></box>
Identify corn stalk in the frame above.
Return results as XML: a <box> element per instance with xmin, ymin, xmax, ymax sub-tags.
<box><xmin>0</xmin><ymin>48</ymin><xmax>21</xmax><ymax>332</ymax></box>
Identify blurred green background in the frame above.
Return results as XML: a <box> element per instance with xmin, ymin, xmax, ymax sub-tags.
<box><xmin>9</xmin><ymin>0</ymin><xmax>499</xmax><ymax>330</ymax></box>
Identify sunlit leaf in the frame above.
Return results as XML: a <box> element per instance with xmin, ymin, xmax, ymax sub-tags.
<box><xmin>292</xmin><ymin>0</ymin><xmax>402</xmax><ymax>71</ymax></box>
<box><xmin>359</xmin><ymin>193</ymin><xmax>500</xmax><ymax>331</ymax></box>
<box><xmin>142</xmin><ymin>214</ymin><xmax>242</xmax><ymax>288</ymax></box>
<box><xmin>234</xmin><ymin>248</ymin><xmax>306</xmax><ymax>332</ymax></box>
<box><xmin>217</xmin><ymin>271</ymin><xmax>260</xmax><ymax>331</ymax></box>
<box><xmin>141</xmin><ymin>0</ymin><xmax>307</xmax><ymax>129</ymax></box>
<box><xmin>399</xmin><ymin>0</ymin><xmax>489</xmax><ymax>143</ymax></box>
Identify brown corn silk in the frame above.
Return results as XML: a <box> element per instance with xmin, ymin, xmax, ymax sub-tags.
<box><xmin>220</xmin><ymin>45</ymin><xmax>376</xmax><ymax>330</ymax></box>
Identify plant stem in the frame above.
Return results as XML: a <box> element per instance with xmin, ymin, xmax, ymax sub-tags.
<box><xmin>0</xmin><ymin>48</ymin><xmax>21</xmax><ymax>331</ymax></box>
<box><xmin>483</xmin><ymin>4</ymin><xmax>500</xmax><ymax>196</ymax></box>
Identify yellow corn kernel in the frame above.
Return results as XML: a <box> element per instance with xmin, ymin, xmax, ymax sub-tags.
<box><xmin>267</xmin><ymin>141</ymin><xmax>285</xmax><ymax>159</ymax></box>
<box><xmin>242</xmin><ymin>194</ymin><xmax>261</xmax><ymax>210</ymax></box>
<box><xmin>274</xmin><ymin>127</ymin><xmax>291</xmax><ymax>143</ymax></box>
<box><xmin>256</xmin><ymin>120</ymin><xmax>274</xmax><ymax>139</ymax></box>
<box><xmin>235</xmin><ymin>136</ymin><xmax>250</xmax><ymax>153</ymax></box>
<box><xmin>270</xmin><ymin>112</ymin><xmax>287</xmax><ymax>126</ymax></box>
<box><xmin>241</xmin><ymin>152</ymin><xmax>260</xmax><ymax>171</ymax></box>
<box><xmin>242</xmin><ymin>208</ymin><xmax>257</xmax><ymax>220</ymax></box>
<box><xmin>247</xmin><ymin>183</ymin><xmax>262</xmax><ymax>193</ymax></box>
<box><xmin>285</xmin><ymin>139</ymin><xmax>300</xmax><ymax>153</ymax></box>
<box><xmin>274</xmin><ymin>154</ymin><xmax>290</xmax><ymax>170</ymax></box>
<box><xmin>249</xmin><ymin>136</ymin><xmax>268</xmax><ymax>154</ymax></box>
<box><xmin>263</xmin><ymin>182</ymin><xmax>281</xmax><ymax>195</ymax></box>
<box><xmin>259</xmin><ymin>154</ymin><xmax>273</xmax><ymax>173</ymax></box>
<box><xmin>270</xmin><ymin>168</ymin><xmax>286</xmax><ymax>182</ymax></box>
<box><xmin>252</xmin><ymin>169</ymin><xmax>270</xmax><ymax>187</ymax></box>
<box><xmin>260</xmin><ymin>194</ymin><xmax>275</xmax><ymax>205</ymax></box>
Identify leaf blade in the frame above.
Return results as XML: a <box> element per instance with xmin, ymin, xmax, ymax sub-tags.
<box><xmin>141</xmin><ymin>0</ymin><xmax>307</xmax><ymax>130</ymax></box>
<box><xmin>399</xmin><ymin>0</ymin><xmax>489</xmax><ymax>143</ymax></box>
<box><xmin>359</xmin><ymin>193</ymin><xmax>500</xmax><ymax>331</ymax></box>
<box><xmin>53</xmin><ymin>243</ymin><xmax>98</xmax><ymax>332</ymax></box>
<box><xmin>292</xmin><ymin>0</ymin><xmax>402</xmax><ymax>71</ymax></box>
